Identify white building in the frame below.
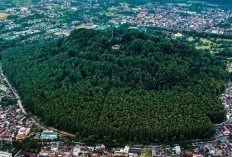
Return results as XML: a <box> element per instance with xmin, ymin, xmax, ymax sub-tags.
<box><xmin>16</xmin><ymin>127</ymin><xmax>31</xmax><ymax>140</ymax></box>
<box><xmin>41</xmin><ymin>130</ymin><xmax>57</xmax><ymax>139</ymax></box>
<box><xmin>18</xmin><ymin>127</ymin><xmax>31</xmax><ymax>135</ymax></box>
<box><xmin>0</xmin><ymin>151</ymin><xmax>12</xmax><ymax>157</ymax></box>
<box><xmin>175</xmin><ymin>146</ymin><xmax>181</xmax><ymax>155</ymax></box>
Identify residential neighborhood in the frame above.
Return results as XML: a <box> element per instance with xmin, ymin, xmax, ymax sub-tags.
<box><xmin>1</xmin><ymin>0</ymin><xmax>232</xmax><ymax>44</ymax></box>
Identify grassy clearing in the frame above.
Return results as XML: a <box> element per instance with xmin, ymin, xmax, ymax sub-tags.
<box><xmin>195</xmin><ymin>45</ymin><xmax>210</xmax><ymax>49</ymax></box>
<box><xmin>76</xmin><ymin>25</ymin><xmax>87</xmax><ymax>29</ymax></box>
<box><xmin>188</xmin><ymin>36</ymin><xmax>232</xmax><ymax>72</ymax></box>
<box><xmin>227</xmin><ymin>58</ymin><xmax>232</xmax><ymax>72</ymax></box>
<box><xmin>140</xmin><ymin>149</ymin><xmax>152</xmax><ymax>157</ymax></box>
<box><xmin>0</xmin><ymin>13</ymin><xmax>10</xmax><ymax>18</ymax></box>
<box><xmin>200</xmin><ymin>38</ymin><xmax>213</xmax><ymax>44</ymax></box>
<box><xmin>217</xmin><ymin>38</ymin><xmax>232</xmax><ymax>42</ymax></box>
<box><xmin>187</xmin><ymin>36</ymin><xmax>195</xmax><ymax>42</ymax></box>
<box><xmin>188</xmin><ymin>36</ymin><xmax>230</xmax><ymax>53</ymax></box>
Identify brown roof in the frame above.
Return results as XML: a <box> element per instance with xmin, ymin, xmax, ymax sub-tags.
<box><xmin>20</xmin><ymin>151</ymin><xmax>37</xmax><ymax>157</ymax></box>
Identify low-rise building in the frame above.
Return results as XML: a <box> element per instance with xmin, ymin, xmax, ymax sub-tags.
<box><xmin>175</xmin><ymin>146</ymin><xmax>181</xmax><ymax>155</ymax></box>
<box><xmin>0</xmin><ymin>131</ymin><xmax>14</xmax><ymax>142</ymax></box>
<box><xmin>16</xmin><ymin>127</ymin><xmax>31</xmax><ymax>140</ymax></box>
<box><xmin>220</xmin><ymin>126</ymin><xmax>230</xmax><ymax>136</ymax></box>
<box><xmin>41</xmin><ymin>130</ymin><xmax>57</xmax><ymax>139</ymax></box>
<box><xmin>0</xmin><ymin>151</ymin><xmax>12</xmax><ymax>157</ymax></box>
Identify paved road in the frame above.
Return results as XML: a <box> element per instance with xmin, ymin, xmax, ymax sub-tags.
<box><xmin>1</xmin><ymin>72</ymin><xmax>27</xmax><ymax>114</ymax></box>
<box><xmin>1</xmin><ymin>70</ymin><xmax>75</xmax><ymax>137</ymax></box>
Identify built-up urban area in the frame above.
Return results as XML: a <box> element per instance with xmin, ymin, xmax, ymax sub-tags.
<box><xmin>1</xmin><ymin>0</ymin><xmax>232</xmax><ymax>43</ymax></box>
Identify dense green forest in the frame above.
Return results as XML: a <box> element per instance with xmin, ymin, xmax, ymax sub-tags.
<box><xmin>2</xmin><ymin>29</ymin><xmax>229</xmax><ymax>144</ymax></box>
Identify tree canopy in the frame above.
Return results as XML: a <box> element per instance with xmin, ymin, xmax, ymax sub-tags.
<box><xmin>2</xmin><ymin>28</ymin><xmax>229</xmax><ymax>144</ymax></box>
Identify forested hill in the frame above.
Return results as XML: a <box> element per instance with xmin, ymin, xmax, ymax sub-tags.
<box><xmin>2</xmin><ymin>29</ymin><xmax>229</xmax><ymax>144</ymax></box>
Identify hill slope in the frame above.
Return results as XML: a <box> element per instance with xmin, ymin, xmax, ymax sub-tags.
<box><xmin>2</xmin><ymin>29</ymin><xmax>229</xmax><ymax>144</ymax></box>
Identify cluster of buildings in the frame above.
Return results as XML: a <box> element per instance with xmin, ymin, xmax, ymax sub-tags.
<box><xmin>38</xmin><ymin>143</ymin><xmax>106</xmax><ymax>157</ymax></box>
<box><xmin>107</xmin><ymin>2</ymin><xmax>232</xmax><ymax>35</ymax></box>
<box><xmin>0</xmin><ymin>1</ymin><xmax>75</xmax><ymax>42</ymax></box>
<box><xmin>0</xmin><ymin>71</ymin><xmax>59</xmax><ymax>156</ymax></box>
<box><xmin>37</xmin><ymin>143</ymin><xmax>203</xmax><ymax>157</ymax></box>
<box><xmin>1</xmin><ymin>0</ymin><xmax>232</xmax><ymax>44</ymax></box>
<box><xmin>0</xmin><ymin>72</ymin><xmax>30</xmax><ymax>142</ymax></box>
<box><xmin>38</xmin><ymin>142</ymin><xmax>232</xmax><ymax>157</ymax></box>
<box><xmin>0</xmin><ymin>74</ymin><xmax>16</xmax><ymax>100</ymax></box>
<box><xmin>0</xmin><ymin>72</ymin><xmax>35</xmax><ymax>141</ymax></box>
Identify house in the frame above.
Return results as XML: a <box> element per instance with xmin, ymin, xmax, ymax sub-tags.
<box><xmin>225</xmin><ymin>125</ymin><xmax>232</xmax><ymax>134</ymax></box>
<box><xmin>16</xmin><ymin>127</ymin><xmax>31</xmax><ymax>140</ymax></box>
<box><xmin>129</xmin><ymin>148</ymin><xmax>140</xmax><ymax>156</ymax></box>
<box><xmin>18</xmin><ymin>127</ymin><xmax>31</xmax><ymax>135</ymax></box>
<box><xmin>95</xmin><ymin>144</ymin><xmax>105</xmax><ymax>150</ymax></box>
<box><xmin>16</xmin><ymin>134</ymin><xmax>26</xmax><ymax>140</ymax></box>
<box><xmin>92</xmin><ymin>153</ymin><xmax>100</xmax><ymax>157</ymax></box>
<box><xmin>0</xmin><ymin>131</ymin><xmax>14</xmax><ymax>142</ymax></box>
<box><xmin>114</xmin><ymin>146</ymin><xmax>130</xmax><ymax>157</ymax></box>
<box><xmin>19</xmin><ymin>151</ymin><xmax>37</xmax><ymax>157</ymax></box>
<box><xmin>220</xmin><ymin>126</ymin><xmax>230</xmax><ymax>136</ymax></box>
<box><xmin>114</xmin><ymin>151</ymin><xmax>128</xmax><ymax>157</ymax></box>
<box><xmin>39</xmin><ymin>148</ymin><xmax>56</xmax><ymax>157</ymax></box>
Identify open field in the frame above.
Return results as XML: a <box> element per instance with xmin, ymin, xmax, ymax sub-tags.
<box><xmin>227</xmin><ymin>58</ymin><xmax>232</xmax><ymax>72</ymax></box>
<box><xmin>187</xmin><ymin>36</ymin><xmax>195</xmax><ymax>41</ymax></box>
<box><xmin>140</xmin><ymin>149</ymin><xmax>152</xmax><ymax>157</ymax></box>
<box><xmin>217</xmin><ymin>38</ymin><xmax>232</xmax><ymax>42</ymax></box>
<box><xmin>195</xmin><ymin>38</ymin><xmax>213</xmax><ymax>50</ymax></box>
<box><xmin>188</xmin><ymin>36</ymin><xmax>232</xmax><ymax>53</ymax></box>
<box><xmin>0</xmin><ymin>13</ymin><xmax>10</xmax><ymax>18</ymax></box>
<box><xmin>200</xmin><ymin>38</ymin><xmax>213</xmax><ymax>43</ymax></box>
<box><xmin>195</xmin><ymin>45</ymin><xmax>210</xmax><ymax>49</ymax></box>
<box><xmin>187</xmin><ymin>36</ymin><xmax>232</xmax><ymax>72</ymax></box>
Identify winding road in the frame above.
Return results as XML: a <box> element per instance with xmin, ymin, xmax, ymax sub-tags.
<box><xmin>1</xmin><ymin>70</ymin><xmax>75</xmax><ymax>137</ymax></box>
